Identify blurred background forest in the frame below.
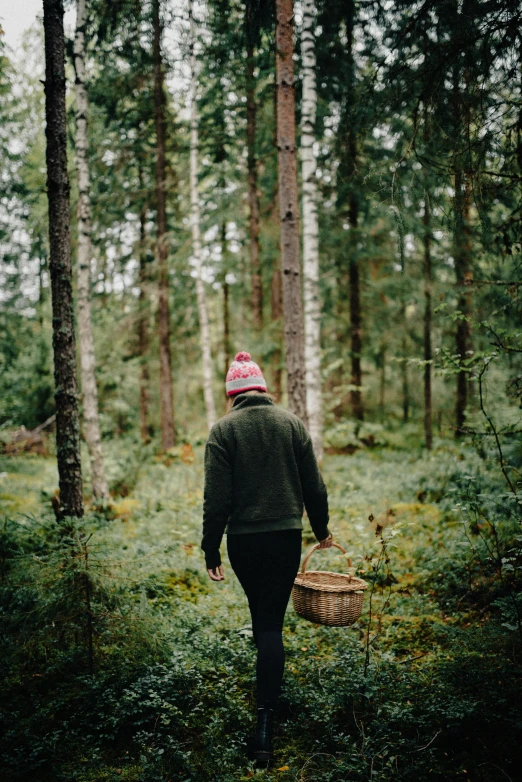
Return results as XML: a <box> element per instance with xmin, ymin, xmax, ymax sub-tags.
<box><xmin>1</xmin><ymin>0</ymin><xmax>522</xmax><ymax>780</ymax></box>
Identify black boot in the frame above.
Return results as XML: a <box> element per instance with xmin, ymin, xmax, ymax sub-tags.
<box><xmin>253</xmin><ymin>705</ymin><xmax>274</xmax><ymax>764</ymax></box>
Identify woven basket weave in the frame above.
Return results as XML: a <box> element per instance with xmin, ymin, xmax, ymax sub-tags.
<box><xmin>292</xmin><ymin>542</ymin><xmax>368</xmax><ymax>627</ymax></box>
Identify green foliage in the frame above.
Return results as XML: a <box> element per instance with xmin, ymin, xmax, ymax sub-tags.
<box><xmin>1</xmin><ymin>444</ymin><xmax>522</xmax><ymax>780</ymax></box>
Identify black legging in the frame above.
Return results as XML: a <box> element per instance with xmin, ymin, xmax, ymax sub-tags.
<box><xmin>227</xmin><ymin>529</ymin><xmax>302</xmax><ymax>707</ymax></box>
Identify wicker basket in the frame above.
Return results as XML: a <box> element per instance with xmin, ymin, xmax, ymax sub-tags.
<box><xmin>292</xmin><ymin>542</ymin><xmax>368</xmax><ymax>627</ymax></box>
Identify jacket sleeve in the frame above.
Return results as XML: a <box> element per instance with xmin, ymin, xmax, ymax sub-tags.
<box><xmin>201</xmin><ymin>432</ymin><xmax>233</xmax><ymax>569</ymax></box>
<box><xmin>298</xmin><ymin>432</ymin><xmax>330</xmax><ymax>542</ymax></box>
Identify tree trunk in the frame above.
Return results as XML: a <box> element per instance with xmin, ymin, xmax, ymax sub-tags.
<box><xmin>401</xmin><ymin>338</ymin><xmax>409</xmax><ymax>423</ymax></box>
<box><xmin>345</xmin><ymin>2</ymin><xmax>364</xmax><ymax>422</ymax></box>
<box><xmin>379</xmin><ymin>343</ymin><xmax>386</xmax><ymax>418</ymax></box>
<box><xmin>271</xmin><ymin>264</ymin><xmax>283</xmax><ymax>403</ymax></box>
<box><xmin>423</xmin><ymin>188</ymin><xmax>433</xmax><ymax>450</ymax></box>
<box><xmin>221</xmin><ymin>222</ymin><xmax>231</xmax><ymax>384</ymax></box>
<box><xmin>270</xmin><ymin>77</ymin><xmax>283</xmax><ymax>403</ymax></box>
<box><xmin>400</xmin><ymin>252</ymin><xmax>409</xmax><ymax>424</ymax></box>
<box><xmin>43</xmin><ymin>0</ymin><xmax>84</xmax><ymax>518</ymax></box>
<box><xmin>246</xmin><ymin>39</ymin><xmax>262</xmax><ymax>329</ymax></box>
<box><xmin>275</xmin><ymin>0</ymin><xmax>307</xmax><ymax>423</ymax></box>
<box><xmin>453</xmin><ymin>69</ymin><xmax>472</xmax><ymax>437</ymax></box>
<box><xmin>74</xmin><ymin>0</ymin><xmax>108</xmax><ymax>501</ymax></box>
<box><xmin>189</xmin><ymin>0</ymin><xmax>217</xmax><ymax>430</ymax></box>
<box><xmin>38</xmin><ymin>251</ymin><xmax>46</xmax><ymax>325</ymax></box>
<box><xmin>138</xmin><ymin>196</ymin><xmax>150</xmax><ymax>444</ymax></box>
<box><xmin>153</xmin><ymin>0</ymin><xmax>175</xmax><ymax>450</ymax></box>
<box><xmin>301</xmin><ymin>0</ymin><xmax>323</xmax><ymax>460</ymax></box>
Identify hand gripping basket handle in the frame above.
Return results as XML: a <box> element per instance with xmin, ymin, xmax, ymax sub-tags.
<box><xmin>301</xmin><ymin>541</ymin><xmax>352</xmax><ymax>574</ymax></box>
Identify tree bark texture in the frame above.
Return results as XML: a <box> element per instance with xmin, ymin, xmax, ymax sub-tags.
<box><xmin>275</xmin><ymin>0</ymin><xmax>307</xmax><ymax>423</ymax></box>
<box><xmin>246</xmin><ymin>43</ymin><xmax>263</xmax><ymax>329</ymax></box>
<box><xmin>453</xmin><ymin>70</ymin><xmax>473</xmax><ymax>437</ymax></box>
<box><xmin>153</xmin><ymin>0</ymin><xmax>176</xmax><ymax>450</ymax></box>
<box><xmin>345</xmin><ymin>1</ymin><xmax>364</xmax><ymax>421</ymax></box>
<box><xmin>271</xmin><ymin>264</ymin><xmax>283</xmax><ymax>403</ymax></box>
<box><xmin>74</xmin><ymin>0</ymin><xmax>108</xmax><ymax>500</ymax></box>
<box><xmin>270</xmin><ymin>78</ymin><xmax>283</xmax><ymax>403</ymax></box>
<box><xmin>138</xmin><ymin>200</ymin><xmax>150</xmax><ymax>444</ymax></box>
<box><xmin>301</xmin><ymin>0</ymin><xmax>323</xmax><ymax>460</ymax></box>
<box><xmin>423</xmin><ymin>190</ymin><xmax>433</xmax><ymax>450</ymax></box>
<box><xmin>379</xmin><ymin>343</ymin><xmax>386</xmax><ymax>417</ymax></box>
<box><xmin>349</xmin><ymin>198</ymin><xmax>364</xmax><ymax>420</ymax></box>
<box><xmin>189</xmin><ymin>0</ymin><xmax>217</xmax><ymax>430</ymax></box>
<box><xmin>222</xmin><ymin>223</ymin><xmax>231</xmax><ymax>382</ymax></box>
<box><xmin>400</xmin><ymin>250</ymin><xmax>409</xmax><ymax>424</ymax></box>
<box><xmin>43</xmin><ymin>0</ymin><xmax>84</xmax><ymax>518</ymax></box>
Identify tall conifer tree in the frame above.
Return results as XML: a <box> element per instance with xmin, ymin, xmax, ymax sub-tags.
<box><xmin>189</xmin><ymin>0</ymin><xmax>217</xmax><ymax>430</ymax></box>
<box><xmin>275</xmin><ymin>0</ymin><xmax>307</xmax><ymax>423</ymax></box>
<box><xmin>43</xmin><ymin>0</ymin><xmax>84</xmax><ymax>517</ymax></box>
<box><xmin>153</xmin><ymin>0</ymin><xmax>176</xmax><ymax>449</ymax></box>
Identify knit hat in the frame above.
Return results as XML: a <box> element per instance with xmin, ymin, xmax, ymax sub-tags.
<box><xmin>225</xmin><ymin>352</ymin><xmax>267</xmax><ymax>397</ymax></box>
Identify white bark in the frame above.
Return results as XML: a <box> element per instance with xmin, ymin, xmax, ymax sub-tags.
<box><xmin>189</xmin><ymin>1</ymin><xmax>217</xmax><ymax>430</ymax></box>
<box><xmin>74</xmin><ymin>0</ymin><xmax>108</xmax><ymax>500</ymax></box>
<box><xmin>301</xmin><ymin>0</ymin><xmax>323</xmax><ymax>460</ymax></box>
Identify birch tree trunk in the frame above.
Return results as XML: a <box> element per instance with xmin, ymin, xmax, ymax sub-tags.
<box><xmin>153</xmin><ymin>0</ymin><xmax>176</xmax><ymax>449</ymax></box>
<box><xmin>300</xmin><ymin>0</ymin><xmax>323</xmax><ymax>459</ymax></box>
<box><xmin>43</xmin><ymin>0</ymin><xmax>84</xmax><ymax>519</ymax></box>
<box><xmin>73</xmin><ymin>0</ymin><xmax>108</xmax><ymax>500</ymax></box>
<box><xmin>189</xmin><ymin>0</ymin><xmax>217</xmax><ymax>430</ymax></box>
<box><xmin>275</xmin><ymin>0</ymin><xmax>307</xmax><ymax>423</ymax></box>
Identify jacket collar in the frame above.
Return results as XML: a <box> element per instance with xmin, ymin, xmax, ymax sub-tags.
<box><xmin>231</xmin><ymin>393</ymin><xmax>274</xmax><ymax>411</ymax></box>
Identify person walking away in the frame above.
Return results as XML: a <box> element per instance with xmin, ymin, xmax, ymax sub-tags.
<box><xmin>201</xmin><ymin>351</ymin><xmax>332</xmax><ymax>763</ymax></box>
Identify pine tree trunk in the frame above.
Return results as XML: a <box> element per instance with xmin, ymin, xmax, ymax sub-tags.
<box><xmin>345</xmin><ymin>2</ymin><xmax>364</xmax><ymax>422</ymax></box>
<box><xmin>189</xmin><ymin>0</ymin><xmax>217</xmax><ymax>430</ymax></box>
<box><xmin>43</xmin><ymin>0</ymin><xmax>84</xmax><ymax>519</ymax></box>
<box><xmin>153</xmin><ymin>0</ymin><xmax>175</xmax><ymax>450</ymax></box>
<box><xmin>423</xmin><ymin>188</ymin><xmax>433</xmax><ymax>450</ymax></box>
<box><xmin>275</xmin><ymin>0</ymin><xmax>307</xmax><ymax>423</ymax></box>
<box><xmin>301</xmin><ymin>0</ymin><xmax>323</xmax><ymax>460</ymax></box>
<box><xmin>400</xmin><ymin>252</ymin><xmax>409</xmax><ymax>424</ymax></box>
<box><xmin>271</xmin><ymin>264</ymin><xmax>283</xmax><ymax>403</ymax></box>
<box><xmin>223</xmin><ymin>279</ymin><xmax>230</xmax><ymax>380</ymax></box>
<box><xmin>379</xmin><ymin>343</ymin><xmax>386</xmax><ymax>418</ymax></box>
<box><xmin>401</xmin><ymin>337</ymin><xmax>409</xmax><ymax>423</ymax></box>
<box><xmin>138</xmin><ymin>196</ymin><xmax>150</xmax><ymax>444</ymax></box>
<box><xmin>74</xmin><ymin>0</ymin><xmax>108</xmax><ymax>501</ymax></box>
<box><xmin>271</xmin><ymin>79</ymin><xmax>283</xmax><ymax>404</ymax></box>
<box><xmin>246</xmin><ymin>40</ymin><xmax>262</xmax><ymax>329</ymax></box>
<box><xmin>349</xmin><ymin>199</ymin><xmax>364</xmax><ymax>420</ymax></box>
<box><xmin>222</xmin><ymin>223</ymin><xmax>231</xmax><ymax>381</ymax></box>
<box><xmin>453</xmin><ymin>69</ymin><xmax>472</xmax><ymax>437</ymax></box>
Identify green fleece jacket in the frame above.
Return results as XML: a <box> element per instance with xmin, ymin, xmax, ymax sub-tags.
<box><xmin>201</xmin><ymin>393</ymin><xmax>330</xmax><ymax>569</ymax></box>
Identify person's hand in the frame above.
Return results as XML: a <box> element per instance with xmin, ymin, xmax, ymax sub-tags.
<box><xmin>317</xmin><ymin>533</ymin><xmax>333</xmax><ymax>549</ymax></box>
<box><xmin>207</xmin><ymin>565</ymin><xmax>225</xmax><ymax>581</ymax></box>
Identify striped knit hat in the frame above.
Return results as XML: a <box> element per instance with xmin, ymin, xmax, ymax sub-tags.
<box><xmin>225</xmin><ymin>352</ymin><xmax>267</xmax><ymax>397</ymax></box>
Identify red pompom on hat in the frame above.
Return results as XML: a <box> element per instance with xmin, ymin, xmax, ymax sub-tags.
<box><xmin>225</xmin><ymin>351</ymin><xmax>267</xmax><ymax>397</ymax></box>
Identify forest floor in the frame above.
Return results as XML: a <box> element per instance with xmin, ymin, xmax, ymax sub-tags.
<box><xmin>1</xmin><ymin>438</ymin><xmax>521</xmax><ymax>781</ymax></box>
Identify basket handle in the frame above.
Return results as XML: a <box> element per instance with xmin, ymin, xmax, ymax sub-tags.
<box><xmin>301</xmin><ymin>541</ymin><xmax>352</xmax><ymax>573</ymax></box>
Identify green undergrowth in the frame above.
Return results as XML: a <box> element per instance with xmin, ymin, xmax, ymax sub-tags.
<box><xmin>1</xmin><ymin>439</ymin><xmax>521</xmax><ymax>781</ymax></box>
